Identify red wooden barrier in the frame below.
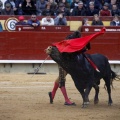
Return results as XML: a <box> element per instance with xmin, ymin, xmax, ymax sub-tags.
<box><xmin>81</xmin><ymin>26</ymin><xmax>120</xmax><ymax>60</ymax></box>
<box><xmin>0</xmin><ymin>26</ymin><xmax>120</xmax><ymax>60</ymax></box>
<box><xmin>0</xmin><ymin>31</ymin><xmax>71</xmax><ymax>60</ymax></box>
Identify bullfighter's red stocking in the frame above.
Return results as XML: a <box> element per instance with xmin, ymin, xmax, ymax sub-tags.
<box><xmin>51</xmin><ymin>82</ymin><xmax>59</xmax><ymax>99</ymax></box>
<box><xmin>60</xmin><ymin>86</ymin><xmax>73</xmax><ymax>104</ymax></box>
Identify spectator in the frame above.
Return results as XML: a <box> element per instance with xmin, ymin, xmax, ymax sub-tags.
<box><xmin>0</xmin><ymin>0</ymin><xmax>3</xmax><ymax>14</ymax></box>
<box><xmin>86</xmin><ymin>2</ymin><xmax>99</xmax><ymax>16</ymax></box>
<box><xmin>56</xmin><ymin>3</ymin><xmax>70</xmax><ymax>16</ymax></box>
<box><xmin>49</xmin><ymin>0</ymin><xmax>57</xmax><ymax>12</ymax></box>
<box><xmin>59</xmin><ymin>0</ymin><xmax>70</xmax><ymax>9</ymax></box>
<box><xmin>42</xmin><ymin>2</ymin><xmax>54</xmax><ymax>16</ymax></box>
<box><xmin>110</xmin><ymin>14</ymin><xmax>120</xmax><ymax>26</ymax></box>
<box><xmin>104</xmin><ymin>0</ymin><xmax>111</xmax><ymax>3</ymax></box>
<box><xmin>1</xmin><ymin>3</ymin><xmax>14</xmax><ymax>15</ymax></box>
<box><xmin>54</xmin><ymin>11</ymin><xmax>67</xmax><ymax>25</ymax></box>
<box><xmin>99</xmin><ymin>2</ymin><xmax>112</xmax><ymax>16</ymax></box>
<box><xmin>82</xmin><ymin>18</ymin><xmax>90</xmax><ymax>26</ymax></box>
<box><xmin>16</xmin><ymin>16</ymin><xmax>27</xmax><ymax>25</ymax></box>
<box><xmin>15</xmin><ymin>0</ymin><xmax>24</xmax><ymax>15</ymax></box>
<box><xmin>111</xmin><ymin>0</ymin><xmax>117</xmax><ymax>5</ymax></box>
<box><xmin>36</xmin><ymin>0</ymin><xmax>47</xmax><ymax>16</ymax></box>
<box><xmin>111</xmin><ymin>4</ymin><xmax>120</xmax><ymax>16</ymax></box>
<box><xmin>0</xmin><ymin>22</ymin><xmax>3</xmax><ymax>32</ymax></box>
<box><xmin>117</xmin><ymin>0</ymin><xmax>120</xmax><ymax>9</ymax></box>
<box><xmin>22</xmin><ymin>0</ymin><xmax>36</xmax><ymax>15</ymax></box>
<box><xmin>85</xmin><ymin>0</ymin><xmax>102</xmax><ymax>10</ymax></box>
<box><xmin>41</xmin><ymin>13</ymin><xmax>54</xmax><ymax>25</ymax></box>
<box><xmin>5</xmin><ymin>0</ymin><xmax>18</xmax><ymax>14</ymax></box>
<box><xmin>27</xmin><ymin>14</ymin><xmax>40</xmax><ymax>27</ymax></box>
<box><xmin>71</xmin><ymin>1</ymin><xmax>86</xmax><ymax>16</ymax></box>
<box><xmin>98</xmin><ymin>0</ymin><xmax>110</xmax><ymax>6</ymax></box>
<box><xmin>67</xmin><ymin>0</ymin><xmax>73</xmax><ymax>4</ymax></box>
<box><xmin>70</xmin><ymin>0</ymin><xmax>80</xmax><ymax>10</ymax></box>
<box><xmin>91</xmin><ymin>14</ymin><xmax>104</xmax><ymax>25</ymax></box>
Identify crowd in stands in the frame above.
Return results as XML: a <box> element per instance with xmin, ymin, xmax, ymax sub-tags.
<box><xmin>0</xmin><ymin>0</ymin><xmax>120</xmax><ymax>28</ymax></box>
<box><xmin>15</xmin><ymin>13</ymin><xmax>67</xmax><ymax>26</ymax></box>
<box><xmin>0</xmin><ymin>0</ymin><xmax>120</xmax><ymax>16</ymax></box>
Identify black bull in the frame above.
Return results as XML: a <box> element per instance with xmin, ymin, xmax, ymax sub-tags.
<box><xmin>46</xmin><ymin>46</ymin><xmax>117</xmax><ymax>107</ymax></box>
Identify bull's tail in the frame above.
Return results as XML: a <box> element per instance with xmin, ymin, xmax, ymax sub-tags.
<box><xmin>111</xmin><ymin>70</ymin><xmax>120</xmax><ymax>80</ymax></box>
<box><xmin>104</xmin><ymin>70</ymin><xmax>119</xmax><ymax>90</ymax></box>
<box><xmin>110</xmin><ymin>70</ymin><xmax>120</xmax><ymax>89</ymax></box>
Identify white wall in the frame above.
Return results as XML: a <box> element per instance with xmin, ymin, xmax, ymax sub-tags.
<box><xmin>0</xmin><ymin>63</ymin><xmax>119</xmax><ymax>75</ymax></box>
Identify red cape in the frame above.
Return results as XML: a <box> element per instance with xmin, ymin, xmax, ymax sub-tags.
<box><xmin>52</xmin><ymin>28</ymin><xmax>105</xmax><ymax>53</ymax></box>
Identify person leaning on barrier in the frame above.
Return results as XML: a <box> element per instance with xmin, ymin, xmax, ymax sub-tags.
<box><xmin>27</xmin><ymin>14</ymin><xmax>40</xmax><ymax>27</ymax></box>
<box><xmin>91</xmin><ymin>14</ymin><xmax>104</xmax><ymax>26</ymax></box>
<box><xmin>41</xmin><ymin>13</ymin><xmax>54</xmax><ymax>26</ymax></box>
<box><xmin>82</xmin><ymin>18</ymin><xmax>90</xmax><ymax>26</ymax></box>
<box><xmin>54</xmin><ymin>11</ymin><xmax>67</xmax><ymax>25</ymax></box>
<box><xmin>16</xmin><ymin>16</ymin><xmax>27</xmax><ymax>25</ymax></box>
<box><xmin>0</xmin><ymin>22</ymin><xmax>3</xmax><ymax>32</ymax></box>
<box><xmin>110</xmin><ymin>14</ymin><xmax>120</xmax><ymax>26</ymax></box>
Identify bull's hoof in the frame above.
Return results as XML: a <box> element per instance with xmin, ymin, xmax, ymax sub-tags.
<box><xmin>81</xmin><ymin>102</ymin><xmax>89</xmax><ymax>108</ymax></box>
<box><xmin>108</xmin><ymin>102</ymin><xmax>113</xmax><ymax>106</ymax></box>
<box><xmin>64</xmin><ymin>102</ymin><xmax>76</xmax><ymax>106</ymax></box>
<box><xmin>81</xmin><ymin>104</ymin><xmax>88</xmax><ymax>108</ymax></box>
<box><xmin>108</xmin><ymin>100</ymin><xmax>113</xmax><ymax>106</ymax></box>
<box><xmin>94</xmin><ymin>99</ymin><xmax>99</xmax><ymax>104</ymax></box>
<box><xmin>48</xmin><ymin>92</ymin><xmax>53</xmax><ymax>104</ymax></box>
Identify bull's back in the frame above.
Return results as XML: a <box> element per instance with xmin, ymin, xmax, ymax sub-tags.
<box><xmin>90</xmin><ymin>53</ymin><xmax>108</xmax><ymax>65</ymax></box>
<box><xmin>90</xmin><ymin>53</ymin><xmax>111</xmax><ymax>77</ymax></box>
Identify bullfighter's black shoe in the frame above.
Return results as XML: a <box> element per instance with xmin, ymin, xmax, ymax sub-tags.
<box><xmin>48</xmin><ymin>92</ymin><xmax>53</xmax><ymax>104</ymax></box>
<box><xmin>64</xmin><ymin>102</ymin><xmax>76</xmax><ymax>106</ymax></box>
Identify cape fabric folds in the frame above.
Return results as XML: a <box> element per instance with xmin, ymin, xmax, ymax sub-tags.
<box><xmin>52</xmin><ymin>28</ymin><xmax>105</xmax><ymax>53</ymax></box>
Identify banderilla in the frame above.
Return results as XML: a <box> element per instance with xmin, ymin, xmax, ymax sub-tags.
<box><xmin>31</xmin><ymin>55</ymin><xmax>49</xmax><ymax>78</ymax></box>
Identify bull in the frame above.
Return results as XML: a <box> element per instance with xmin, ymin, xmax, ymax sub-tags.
<box><xmin>46</xmin><ymin>46</ymin><xmax>117</xmax><ymax>108</ymax></box>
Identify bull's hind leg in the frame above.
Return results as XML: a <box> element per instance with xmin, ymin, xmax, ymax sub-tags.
<box><xmin>93</xmin><ymin>84</ymin><xmax>99</xmax><ymax>104</ymax></box>
<box><xmin>103</xmin><ymin>77</ymin><xmax>113</xmax><ymax>105</ymax></box>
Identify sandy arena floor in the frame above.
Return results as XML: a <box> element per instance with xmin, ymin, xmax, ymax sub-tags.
<box><xmin>0</xmin><ymin>73</ymin><xmax>120</xmax><ymax>120</ymax></box>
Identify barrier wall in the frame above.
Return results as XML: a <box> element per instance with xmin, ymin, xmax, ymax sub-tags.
<box><xmin>82</xmin><ymin>26</ymin><xmax>120</xmax><ymax>60</ymax></box>
<box><xmin>0</xmin><ymin>16</ymin><xmax>114</xmax><ymax>31</ymax></box>
<box><xmin>0</xmin><ymin>31</ymin><xmax>71</xmax><ymax>60</ymax></box>
<box><xmin>0</xmin><ymin>27</ymin><xmax>120</xmax><ymax>60</ymax></box>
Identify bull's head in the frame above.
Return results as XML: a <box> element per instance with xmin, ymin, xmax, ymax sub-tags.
<box><xmin>45</xmin><ymin>46</ymin><xmax>62</xmax><ymax>64</ymax></box>
<box><xmin>45</xmin><ymin>30</ymin><xmax>81</xmax><ymax>70</ymax></box>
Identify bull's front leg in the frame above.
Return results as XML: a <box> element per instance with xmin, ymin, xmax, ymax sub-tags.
<box><xmin>84</xmin><ymin>84</ymin><xmax>93</xmax><ymax>105</ymax></box>
<box><xmin>74</xmin><ymin>83</ymin><xmax>88</xmax><ymax>108</ymax></box>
